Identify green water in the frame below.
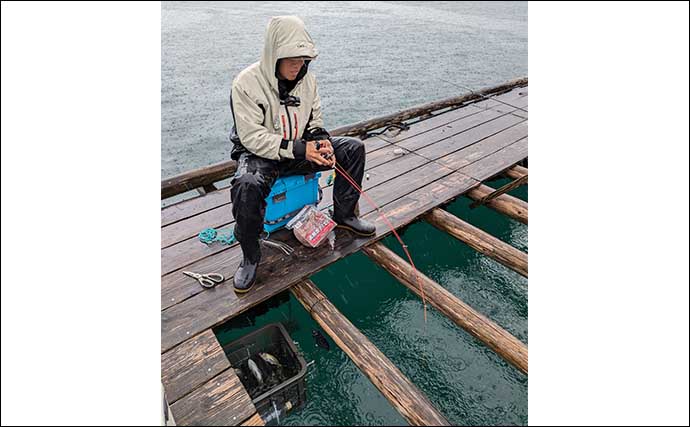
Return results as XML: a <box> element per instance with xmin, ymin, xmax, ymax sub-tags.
<box><xmin>214</xmin><ymin>178</ymin><xmax>528</xmax><ymax>426</ymax></box>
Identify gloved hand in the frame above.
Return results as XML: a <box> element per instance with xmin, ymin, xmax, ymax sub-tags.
<box><xmin>306</xmin><ymin>139</ymin><xmax>335</xmax><ymax>167</ymax></box>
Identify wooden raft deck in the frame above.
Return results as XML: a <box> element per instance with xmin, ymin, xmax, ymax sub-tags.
<box><xmin>161</xmin><ymin>83</ymin><xmax>528</xmax><ymax>425</ymax></box>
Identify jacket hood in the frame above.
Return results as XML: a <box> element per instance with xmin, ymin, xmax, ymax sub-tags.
<box><xmin>260</xmin><ymin>16</ymin><xmax>318</xmax><ymax>93</ymax></box>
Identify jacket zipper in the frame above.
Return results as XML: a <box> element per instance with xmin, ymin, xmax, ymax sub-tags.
<box><xmin>284</xmin><ymin>105</ymin><xmax>293</xmax><ymax>140</ymax></box>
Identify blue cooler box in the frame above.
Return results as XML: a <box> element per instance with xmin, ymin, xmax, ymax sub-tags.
<box><xmin>264</xmin><ymin>172</ymin><xmax>322</xmax><ymax>233</ymax></box>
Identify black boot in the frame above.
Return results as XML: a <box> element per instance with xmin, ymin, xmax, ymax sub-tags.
<box><xmin>233</xmin><ymin>239</ymin><xmax>261</xmax><ymax>294</ymax></box>
<box><xmin>333</xmin><ymin>196</ymin><xmax>376</xmax><ymax>237</ymax></box>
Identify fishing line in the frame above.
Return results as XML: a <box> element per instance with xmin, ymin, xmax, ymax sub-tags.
<box><xmin>331</xmin><ymin>160</ymin><xmax>428</xmax><ymax>323</ymax></box>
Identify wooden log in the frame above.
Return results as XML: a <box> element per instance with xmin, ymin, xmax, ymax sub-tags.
<box><xmin>505</xmin><ymin>165</ymin><xmax>528</xmax><ymax>180</ymax></box>
<box><xmin>362</xmin><ymin>242</ymin><xmax>528</xmax><ymax>374</ymax></box>
<box><xmin>424</xmin><ymin>208</ymin><xmax>527</xmax><ymax>277</ymax></box>
<box><xmin>469</xmin><ymin>174</ymin><xmax>528</xmax><ymax>209</ymax></box>
<box><xmin>162</xmin><ymin>160</ymin><xmax>236</xmax><ymax>200</ymax></box>
<box><xmin>160</xmin><ymin>78</ymin><xmax>528</xmax><ymax>200</ymax></box>
<box><xmin>466</xmin><ymin>183</ymin><xmax>528</xmax><ymax>224</ymax></box>
<box><xmin>290</xmin><ymin>280</ymin><xmax>451</xmax><ymax>426</ymax></box>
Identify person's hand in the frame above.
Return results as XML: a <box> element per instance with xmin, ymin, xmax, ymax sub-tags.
<box><xmin>306</xmin><ymin>140</ymin><xmax>335</xmax><ymax>167</ymax></box>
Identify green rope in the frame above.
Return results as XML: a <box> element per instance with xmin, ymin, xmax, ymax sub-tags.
<box><xmin>198</xmin><ymin>227</ymin><xmax>236</xmax><ymax>245</ymax></box>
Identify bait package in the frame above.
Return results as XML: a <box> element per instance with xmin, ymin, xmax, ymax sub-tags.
<box><xmin>286</xmin><ymin>205</ymin><xmax>336</xmax><ymax>248</ymax></box>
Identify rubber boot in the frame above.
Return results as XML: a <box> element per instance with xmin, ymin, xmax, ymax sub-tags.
<box><xmin>233</xmin><ymin>239</ymin><xmax>261</xmax><ymax>294</ymax></box>
<box><xmin>333</xmin><ymin>196</ymin><xmax>376</xmax><ymax>237</ymax></box>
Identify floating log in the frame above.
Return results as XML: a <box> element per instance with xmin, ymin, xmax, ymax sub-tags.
<box><xmin>161</xmin><ymin>78</ymin><xmax>528</xmax><ymax>199</ymax></box>
<box><xmin>362</xmin><ymin>242</ymin><xmax>528</xmax><ymax>374</ymax></box>
<box><xmin>290</xmin><ymin>280</ymin><xmax>451</xmax><ymax>426</ymax></box>
<box><xmin>504</xmin><ymin>165</ymin><xmax>527</xmax><ymax>180</ymax></box>
<box><xmin>466</xmin><ymin>183</ymin><xmax>528</xmax><ymax>224</ymax></box>
<box><xmin>424</xmin><ymin>208</ymin><xmax>527</xmax><ymax>277</ymax></box>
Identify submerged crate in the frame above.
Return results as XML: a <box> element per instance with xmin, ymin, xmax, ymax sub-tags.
<box><xmin>224</xmin><ymin>323</ymin><xmax>307</xmax><ymax>425</ymax></box>
<box><xmin>264</xmin><ymin>172</ymin><xmax>322</xmax><ymax>233</ymax></box>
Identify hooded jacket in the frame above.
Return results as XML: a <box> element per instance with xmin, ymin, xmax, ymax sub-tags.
<box><xmin>229</xmin><ymin>16</ymin><xmax>330</xmax><ymax>161</ymax></box>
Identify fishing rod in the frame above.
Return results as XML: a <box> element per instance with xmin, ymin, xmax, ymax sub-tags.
<box><xmin>437</xmin><ymin>77</ymin><xmax>528</xmax><ymax>114</ymax></box>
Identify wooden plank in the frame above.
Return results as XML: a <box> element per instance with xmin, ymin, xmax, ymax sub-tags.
<box><xmin>169</xmin><ymin>369</ymin><xmax>256</xmax><ymax>426</ymax></box>
<box><xmin>374</xmin><ymin>87</ymin><xmax>526</xmax><ymax>144</ymax></box>
<box><xmin>460</xmin><ymin>137</ymin><xmax>529</xmax><ymax>182</ymax></box>
<box><xmin>161</xmin><ymin>90</ymin><xmax>525</xmax><ymax>233</ymax></box>
<box><xmin>240</xmin><ymin>413</ymin><xmax>264</xmax><ymax>426</ymax></box>
<box><xmin>159</xmin><ymin>151</ymin><xmax>428</xmax><ymax>277</ymax></box>
<box><xmin>161</xmin><ymin>154</ymin><xmax>449</xmax><ymax>309</ymax></box>
<box><xmin>291</xmin><ymin>280</ymin><xmax>450</xmax><ymax>426</ymax></box>
<box><xmin>161</xmin><ymin>115</ymin><xmax>528</xmax><ymax>309</ymax></box>
<box><xmin>331</xmin><ymin>78</ymin><xmax>526</xmax><ymax>138</ymax></box>
<box><xmin>424</xmin><ymin>208</ymin><xmax>528</xmax><ymax>277</ymax></box>
<box><xmin>413</xmin><ymin>115</ymin><xmax>526</xmax><ymax>162</ymax></box>
<box><xmin>362</xmin><ymin>242</ymin><xmax>528</xmax><ymax>374</ymax></box>
<box><xmin>160</xmin><ymin>102</ymin><xmax>523</xmax><ymax>249</ymax></box>
<box><xmin>160</xmin><ymin>107</ymin><xmax>527</xmax><ymax>275</ymax></box>
<box><xmin>466</xmin><ymin>183</ymin><xmax>528</xmax><ymax>225</ymax></box>
<box><xmin>162</xmin><ymin>186</ymin><xmax>232</xmax><ymax>227</ymax></box>
<box><xmin>161</xmin><ymin>137</ymin><xmax>399</xmax><ymax>251</ymax></box>
<box><xmin>161</xmin><ymin>170</ymin><xmax>479</xmax><ymax>352</ymax></box>
<box><xmin>160</xmin><ymin>136</ymin><xmax>392</xmax><ymax>228</ymax></box>
<box><xmin>395</xmin><ymin>96</ymin><xmax>528</xmax><ymax>153</ymax></box>
<box><xmin>161</xmin><ymin>329</ymin><xmax>231</xmax><ymax>404</ymax></box>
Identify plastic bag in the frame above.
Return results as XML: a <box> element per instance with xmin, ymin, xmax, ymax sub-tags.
<box><xmin>286</xmin><ymin>205</ymin><xmax>336</xmax><ymax>248</ymax></box>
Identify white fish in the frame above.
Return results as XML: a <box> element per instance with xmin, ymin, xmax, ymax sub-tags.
<box><xmin>247</xmin><ymin>359</ymin><xmax>263</xmax><ymax>383</ymax></box>
<box><xmin>259</xmin><ymin>352</ymin><xmax>282</xmax><ymax>367</ymax></box>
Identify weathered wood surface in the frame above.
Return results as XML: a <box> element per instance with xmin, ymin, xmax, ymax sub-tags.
<box><xmin>375</xmin><ymin>87</ymin><xmax>528</xmax><ymax>144</ymax></box>
<box><xmin>161</xmin><ymin>116</ymin><xmax>528</xmax><ymax>350</ymax></box>
<box><xmin>160</xmin><ymin>87</ymin><xmax>525</xmax><ymax>230</ymax></box>
<box><xmin>240</xmin><ymin>413</ymin><xmax>265</xmax><ymax>426</ymax></box>
<box><xmin>169</xmin><ymin>369</ymin><xmax>256</xmax><ymax>426</ymax></box>
<box><xmin>424</xmin><ymin>208</ymin><xmax>528</xmax><ymax>277</ymax></box>
<box><xmin>160</xmin><ymin>97</ymin><xmax>527</xmax><ymax>277</ymax></box>
<box><xmin>459</xmin><ymin>137</ymin><xmax>528</xmax><ymax>183</ymax></box>
<box><xmin>160</xmin><ymin>78</ymin><xmax>526</xmax><ymax>200</ymax></box>
<box><xmin>161</xmin><ymin>329</ymin><xmax>232</xmax><ymax>403</ymax></box>
<box><xmin>160</xmin><ymin>91</ymin><xmax>525</xmax><ymax>259</ymax></box>
<box><xmin>291</xmin><ymin>280</ymin><xmax>450</xmax><ymax>426</ymax></box>
<box><xmin>466</xmin><ymin>182</ymin><xmax>528</xmax><ymax>225</ymax></box>
<box><xmin>362</xmin><ymin>242</ymin><xmax>528</xmax><ymax>374</ymax></box>
<box><xmin>505</xmin><ymin>164</ymin><xmax>528</xmax><ymax>180</ymax></box>
<box><xmin>160</xmin><ymin>119</ymin><xmax>519</xmax><ymax>310</ymax></box>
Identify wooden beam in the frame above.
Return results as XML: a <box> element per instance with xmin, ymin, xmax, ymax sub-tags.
<box><xmin>469</xmin><ymin>174</ymin><xmax>528</xmax><ymax>209</ymax></box>
<box><xmin>290</xmin><ymin>280</ymin><xmax>451</xmax><ymax>426</ymax></box>
<box><xmin>424</xmin><ymin>208</ymin><xmax>527</xmax><ymax>277</ymax></box>
<box><xmin>504</xmin><ymin>165</ymin><xmax>527</xmax><ymax>180</ymax></box>
<box><xmin>162</xmin><ymin>160</ymin><xmax>237</xmax><ymax>200</ymax></box>
<box><xmin>161</xmin><ymin>78</ymin><xmax>528</xmax><ymax>200</ymax></box>
<box><xmin>466</xmin><ymin>183</ymin><xmax>528</xmax><ymax>224</ymax></box>
<box><xmin>362</xmin><ymin>242</ymin><xmax>528</xmax><ymax>374</ymax></box>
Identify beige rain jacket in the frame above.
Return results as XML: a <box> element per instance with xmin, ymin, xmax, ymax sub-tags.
<box><xmin>230</xmin><ymin>16</ymin><xmax>329</xmax><ymax>161</ymax></box>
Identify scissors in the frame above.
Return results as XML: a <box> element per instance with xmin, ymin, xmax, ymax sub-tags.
<box><xmin>182</xmin><ymin>271</ymin><xmax>225</xmax><ymax>288</ymax></box>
